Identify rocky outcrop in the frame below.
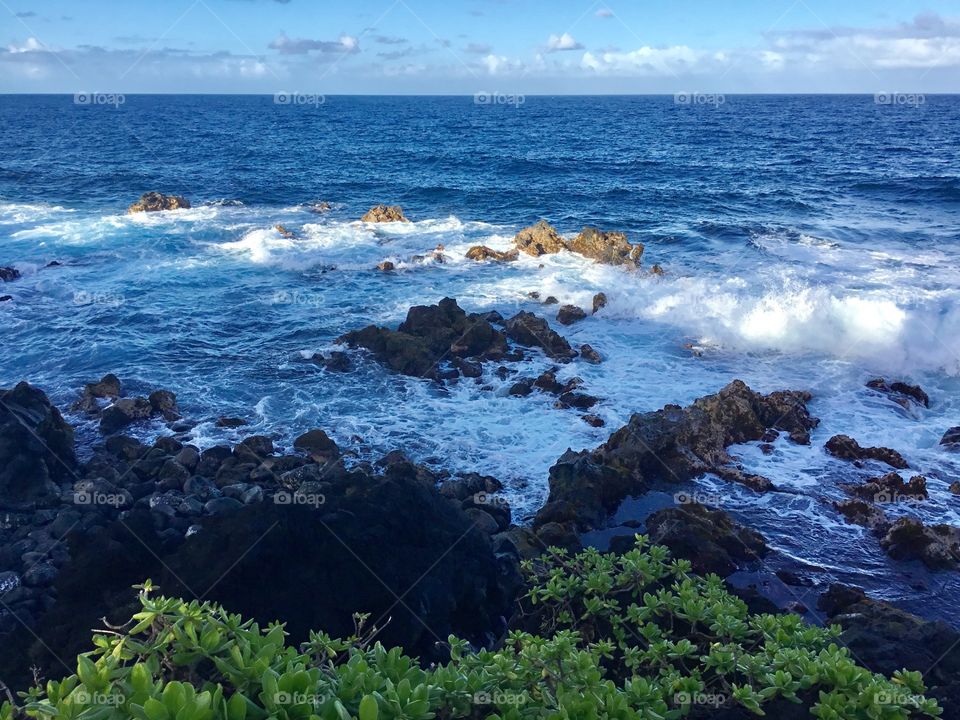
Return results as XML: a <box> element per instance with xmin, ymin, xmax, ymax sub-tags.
<box><xmin>866</xmin><ymin>378</ymin><xmax>929</xmax><ymax>408</ymax></box>
<box><xmin>0</xmin><ymin>266</ymin><xmax>20</xmax><ymax>282</ymax></box>
<box><xmin>338</xmin><ymin>298</ymin><xmax>512</xmax><ymax>380</ymax></box>
<box><xmin>532</xmin><ymin>380</ymin><xmax>817</xmax><ymax>538</ymax></box>
<box><xmin>841</xmin><ymin>471</ymin><xmax>927</xmax><ymax>502</ymax></box>
<box><xmin>567</xmin><ymin>227</ymin><xmax>643</xmax><ymax>268</ymax></box>
<box><xmin>643</xmin><ymin>503</ymin><xmax>768</xmax><ymax>577</ymax></box>
<box><xmin>833</xmin><ymin>499</ymin><xmax>890</xmax><ymax>532</ymax></box>
<box><xmin>592</xmin><ymin>292</ymin><xmax>607</xmax><ymax>314</ymax></box>
<box><xmin>127</xmin><ymin>192</ymin><xmax>191</xmax><ymax>213</ymax></box>
<box><xmin>880</xmin><ymin>518</ymin><xmax>960</xmax><ymax>570</ymax></box>
<box><xmin>503</xmin><ymin>311</ymin><xmax>577</xmax><ymax>361</ymax></box>
<box><xmin>825</xmin><ymin>434</ymin><xmax>909</xmax><ymax>469</ymax></box>
<box><xmin>513</xmin><ymin>220</ymin><xmax>567</xmax><ymax>257</ymax></box>
<box><xmin>97</xmin><ymin>387</ymin><xmax>179</xmax><ymax>435</ymax></box>
<box><xmin>465</xmin><ymin>246</ymin><xmax>518</xmax><ymax>262</ymax></box>
<box><xmin>940</xmin><ymin>427</ymin><xmax>960</xmax><ymax>449</ymax></box>
<box><xmin>72</xmin><ymin>373</ymin><xmax>121</xmax><ymax>413</ymax></box>
<box><xmin>0</xmin><ymin>382</ymin><xmax>75</xmax><ymax>509</ymax></box>
<box><xmin>361</xmin><ymin>205</ymin><xmax>409</xmax><ymax>223</ymax></box>
<box><xmin>556</xmin><ymin>305</ymin><xmax>587</xmax><ymax>325</ymax></box>
<box><xmin>275</xmin><ymin>224</ymin><xmax>296</xmax><ymax>238</ymax></box>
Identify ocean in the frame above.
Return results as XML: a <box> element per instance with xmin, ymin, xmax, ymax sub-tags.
<box><xmin>2</xmin><ymin>94</ymin><xmax>959</xmax><ymax>620</ymax></box>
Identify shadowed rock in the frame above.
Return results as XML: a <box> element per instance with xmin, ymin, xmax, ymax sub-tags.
<box><xmin>880</xmin><ymin>517</ymin><xmax>960</xmax><ymax>570</ymax></box>
<box><xmin>866</xmin><ymin>378</ymin><xmax>929</xmax><ymax>408</ymax></box>
<box><xmin>556</xmin><ymin>304</ymin><xmax>587</xmax><ymax>325</ymax></box>
<box><xmin>0</xmin><ymin>382</ymin><xmax>75</xmax><ymax>509</ymax></box>
<box><xmin>503</xmin><ymin>311</ymin><xmax>577</xmax><ymax>361</ymax></box>
<box><xmin>0</xmin><ymin>266</ymin><xmax>20</xmax><ymax>282</ymax></box>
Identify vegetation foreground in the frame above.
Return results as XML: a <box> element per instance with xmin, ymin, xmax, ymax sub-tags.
<box><xmin>1</xmin><ymin>538</ymin><xmax>941</xmax><ymax>720</ymax></box>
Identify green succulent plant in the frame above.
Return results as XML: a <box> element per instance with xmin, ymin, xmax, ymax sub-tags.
<box><xmin>0</xmin><ymin>538</ymin><xmax>941</xmax><ymax>720</ymax></box>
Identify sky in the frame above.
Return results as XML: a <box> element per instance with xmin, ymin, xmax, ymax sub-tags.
<box><xmin>2</xmin><ymin>0</ymin><xmax>959</xmax><ymax>93</ymax></box>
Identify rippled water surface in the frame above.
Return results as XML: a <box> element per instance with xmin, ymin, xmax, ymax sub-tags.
<box><xmin>2</xmin><ymin>95</ymin><xmax>960</xmax><ymax>621</ymax></box>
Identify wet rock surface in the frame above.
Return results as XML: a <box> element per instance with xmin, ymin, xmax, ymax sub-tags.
<box><xmin>866</xmin><ymin>377</ymin><xmax>930</xmax><ymax>408</ymax></box>
<box><xmin>127</xmin><ymin>192</ymin><xmax>191</xmax><ymax>213</ymax></box>
<box><xmin>513</xmin><ymin>220</ymin><xmax>567</xmax><ymax>256</ymax></box>
<box><xmin>465</xmin><ymin>245</ymin><xmax>519</xmax><ymax>262</ymax></box>
<box><xmin>825</xmin><ymin>434</ymin><xmax>909</xmax><ymax>469</ymax></box>
<box><xmin>567</xmin><ymin>226</ymin><xmax>643</xmax><ymax>268</ymax></box>
<box><xmin>0</xmin><ymin>266</ymin><xmax>21</xmax><ymax>282</ymax></box>
<box><xmin>360</xmin><ymin>204</ymin><xmax>409</xmax><ymax>222</ymax></box>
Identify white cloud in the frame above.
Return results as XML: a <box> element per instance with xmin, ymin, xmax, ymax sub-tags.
<box><xmin>7</xmin><ymin>37</ymin><xmax>44</xmax><ymax>53</ymax></box>
<box><xmin>596</xmin><ymin>8</ymin><xmax>614</xmax><ymax>19</ymax></box>
<box><xmin>268</xmin><ymin>32</ymin><xmax>359</xmax><ymax>55</ymax></box>
<box><xmin>546</xmin><ymin>33</ymin><xmax>583</xmax><ymax>52</ymax></box>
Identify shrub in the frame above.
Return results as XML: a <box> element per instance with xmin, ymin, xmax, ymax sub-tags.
<box><xmin>1</xmin><ymin>536</ymin><xmax>941</xmax><ymax>720</ymax></box>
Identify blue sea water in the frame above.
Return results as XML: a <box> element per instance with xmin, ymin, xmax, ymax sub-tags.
<box><xmin>2</xmin><ymin>95</ymin><xmax>960</xmax><ymax>621</ymax></box>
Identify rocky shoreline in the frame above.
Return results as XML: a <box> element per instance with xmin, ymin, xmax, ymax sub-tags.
<box><xmin>2</xmin><ymin>293</ymin><xmax>960</xmax><ymax>701</ymax></box>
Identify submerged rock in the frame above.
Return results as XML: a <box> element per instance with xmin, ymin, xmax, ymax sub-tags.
<box><xmin>825</xmin><ymin>434</ymin><xmax>909</xmax><ymax>469</ymax></box>
<box><xmin>465</xmin><ymin>246</ymin><xmax>519</xmax><ymax>262</ymax></box>
<box><xmin>376</xmin><ymin>260</ymin><xmax>396</xmax><ymax>272</ymax></box>
<box><xmin>940</xmin><ymin>427</ymin><xmax>960</xmax><ymax>449</ymax></box>
<box><xmin>0</xmin><ymin>266</ymin><xmax>20</xmax><ymax>282</ymax></box>
<box><xmin>127</xmin><ymin>192</ymin><xmax>191</xmax><ymax>213</ymax></box>
<box><xmin>361</xmin><ymin>204</ymin><xmax>409</xmax><ymax>223</ymax></box>
<box><xmin>274</xmin><ymin>224</ymin><xmax>295</xmax><ymax>238</ymax></box>
<box><xmin>513</xmin><ymin>220</ymin><xmax>567</xmax><ymax>256</ymax></box>
<box><xmin>568</xmin><ymin>226</ymin><xmax>643</xmax><ymax>268</ymax></box>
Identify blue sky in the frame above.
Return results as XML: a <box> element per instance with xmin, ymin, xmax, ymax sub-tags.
<box><xmin>2</xmin><ymin>0</ymin><xmax>959</xmax><ymax>93</ymax></box>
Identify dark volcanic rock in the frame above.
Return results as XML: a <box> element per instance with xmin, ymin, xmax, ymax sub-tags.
<box><xmin>940</xmin><ymin>427</ymin><xmax>960</xmax><ymax>449</ymax></box>
<box><xmin>644</xmin><ymin>503</ymin><xmax>768</xmax><ymax>577</ymax></box>
<box><xmin>339</xmin><ymin>298</ymin><xmax>509</xmax><ymax>380</ymax></box>
<box><xmin>465</xmin><ymin>246</ymin><xmax>519</xmax><ymax>262</ymax></box>
<box><xmin>568</xmin><ymin>227</ymin><xmax>643</xmax><ymax>268</ymax></box>
<box><xmin>879</xmin><ymin>517</ymin><xmax>960</xmax><ymax>570</ymax></box>
<box><xmin>533</xmin><ymin>380</ymin><xmax>817</xmax><ymax>539</ymax></box>
<box><xmin>513</xmin><ymin>220</ymin><xmax>567</xmax><ymax>257</ymax></box>
<box><xmin>842</xmin><ymin>471</ymin><xmax>927</xmax><ymax>502</ymax></box>
<box><xmin>361</xmin><ymin>204</ymin><xmax>408</xmax><ymax>223</ymax></box>
<box><xmin>100</xmin><ymin>397</ymin><xmax>154</xmax><ymax>434</ymax></box>
<box><xmin>0</xmin><ymin>266</ymin><xmax>21</xmax><ymax>282</ymax></box>
<box><xmin>825</xmin><ymin>434</ymin><xmax>909</xmax><ymax>469</ymax></box>
<box><xmin>127</xmin><ymin>192</ymin><xmax>191</xmax><ymax>213</ymax></box>
<box><xmin>866</xmin><ymin>378</ymin><xmax>930</xmax><ymax>408</ymax></box>
<box><xmin>818</xmin><ymin>584</ymin><xmax>960</xmax><ymax>694</ymax></box>
<box><xmin>833</xmin><ymin>499</ymin><xmax>890</xmax><ymax>533</ymax></box>
<box><xmin>0</xmin><ymin>382</ymin><xmax>75</xmax><ymax>508</ymax></box>
<box><xmin>294</xmin><ymin>429</ymin><xmax>340</xmax><ymax>460</ymax></box>
<box><xmin>503</xmin><ymin>311</ymin><xmax>577</xmax><ymax>361</ymax></box>
<box><xmin>72</xmin><ymin>373</ymin><xmax>121</xmax><ymax>413</ymax></box>
<box><xmin>580</xmin><ymin>344</ymin><xmax>602</xmax><ymax>364</ymax></box>
<box><xmin>556</xmin><ymin>304</ymin><xmax>587</xmax><ymax>325</ymax></box>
